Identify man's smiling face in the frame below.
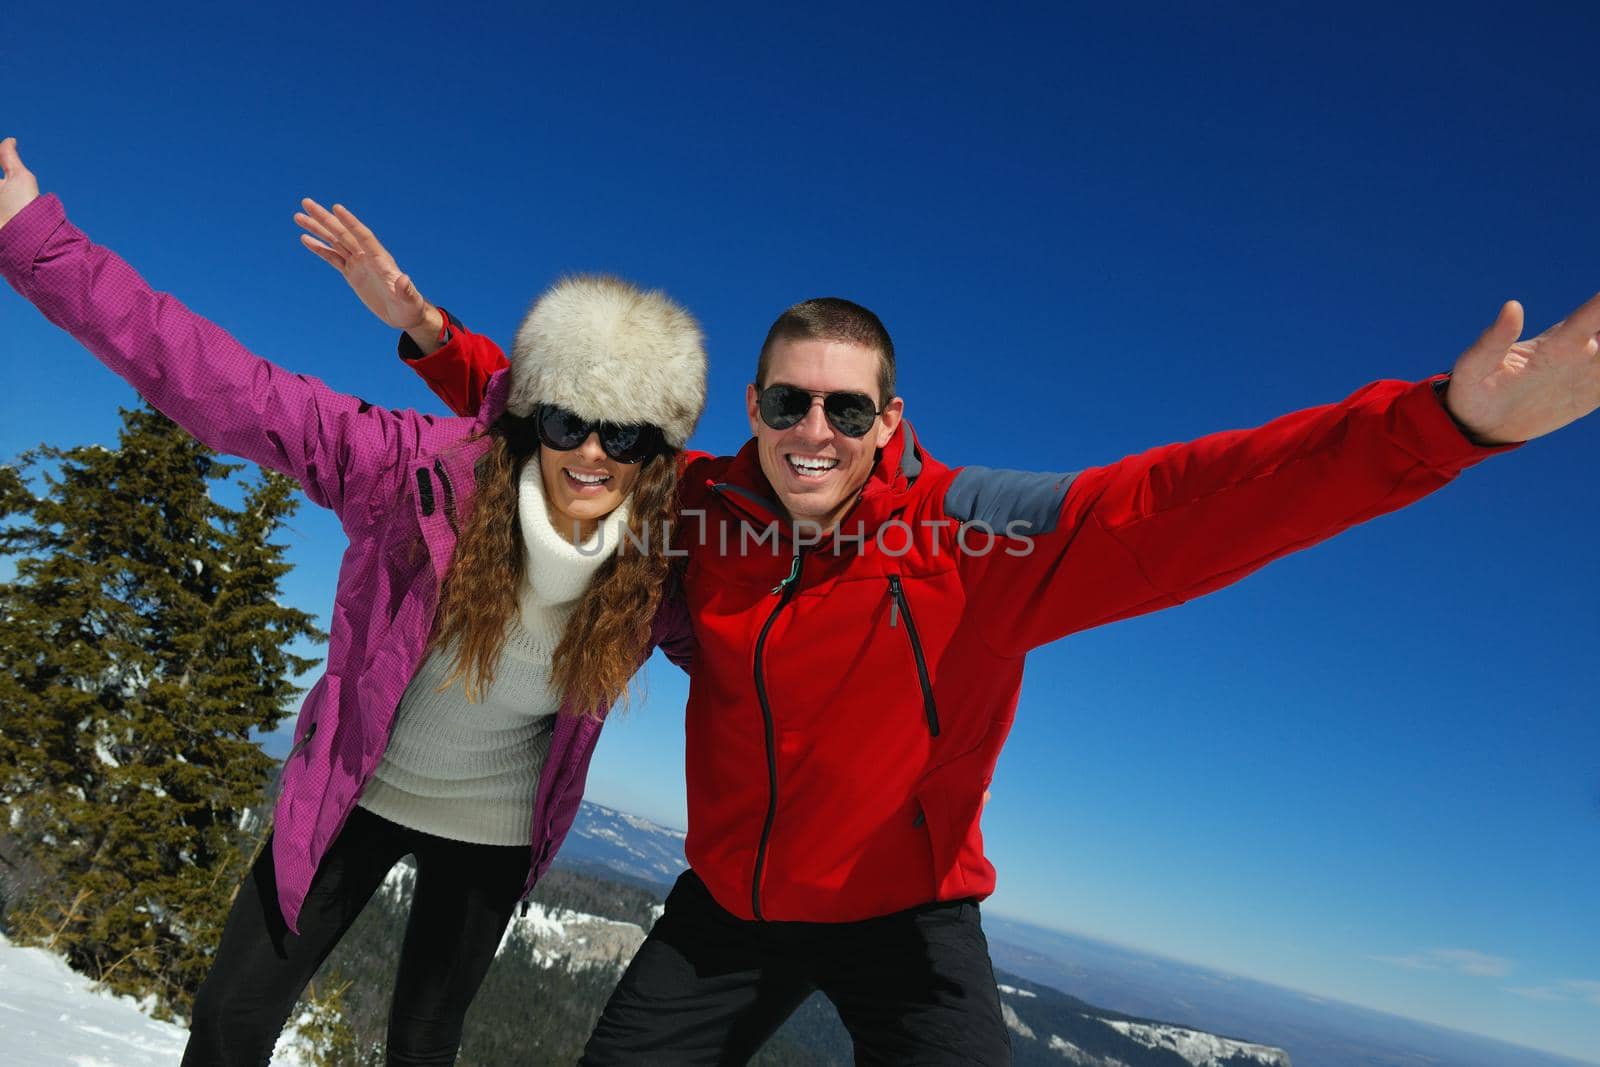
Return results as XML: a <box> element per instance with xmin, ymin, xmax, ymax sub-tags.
<box><xmin>746</xmin><ymin>337</ymin><xmax>903</xmax><ymax>533</ymax></box>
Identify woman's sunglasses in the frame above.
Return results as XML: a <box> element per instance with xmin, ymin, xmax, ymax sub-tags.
<box><xmin>757</xmin><ymin>384</ymin><xmax>883</xmax><ymax>438</ymax></box>
<box><xmin>537</xmin><ymin>405</ymin><xmax>663</xmax><ymax>464</ymax></box>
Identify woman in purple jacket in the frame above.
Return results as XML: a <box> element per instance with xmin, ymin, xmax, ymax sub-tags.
<box><xmin>0</xmin><ymin>139</ymin><xmax>702</xmax><ymax>1066</ymax></box>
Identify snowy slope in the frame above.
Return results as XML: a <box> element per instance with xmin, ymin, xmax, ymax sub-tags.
<box><xmin>0</xmin><ymin>933</ymin><xmax>188</xmax><ymax>1066</ymax></box>
<box><xmin>0</xmin><ymin>869</ymin><xmax>651</xmax><ymax>1067</ymax></box>
<box><xmin>0</xmin><ymin>933</ymin><xmax>312</xmax><ymax>1066</ymax></box>
<box><xmin>1105</xmin><ymin>1019</ymin><xmax>1288</xmax><ymax>1066</ymax></box>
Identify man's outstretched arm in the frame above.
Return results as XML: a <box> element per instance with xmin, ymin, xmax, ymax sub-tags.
<box><xmin>401</xmin><ymin>321</ymin><xmax>508</xmax><ymax>418</ymax></box>
<box><xmin>294</xmin><ymin>198</ymin><xmax>508</xmax><ymax>417</ymax></box>
<box><xmin>954</xmin><ymin>376</ymin><xmax>1502</xmax><ymax>657</ymax></box>
<box><xmin>957</xmin><ymin>295</ymin><xmax>1599</xmax><ymax>657</ymax></box>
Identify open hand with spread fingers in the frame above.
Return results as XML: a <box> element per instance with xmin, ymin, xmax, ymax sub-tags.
<box><xmin>295</xmin><ymin>199</ymin><xmax>438</xmax><ymax>334</ymax></box>
<box><xmin>0</xmin><ymin>138</ymin><xmax>40</xmax><ymax>231</ymax></box>
<box><xmin>1445</xmin><ymin>295</ymin><xmax>1600</xmax><ymax>445</ymax></box>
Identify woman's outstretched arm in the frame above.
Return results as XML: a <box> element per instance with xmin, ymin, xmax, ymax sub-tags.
<box><xmin>0</xmin><ymin>139</ymin><xmax>426</xmax><ymax>527</ymax></box>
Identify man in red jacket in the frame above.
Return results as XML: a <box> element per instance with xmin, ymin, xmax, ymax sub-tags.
<box><xmin>298</xmin><ymin>201</ymin><xmax>1599</xmax><ymax>1065</ymax></box>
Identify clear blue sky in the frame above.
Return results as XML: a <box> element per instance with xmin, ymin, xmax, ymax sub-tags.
<box><xmin>4</xmin><ymin>3</ymin><xmax>1597</xmax><ymax>1060</ymax></box>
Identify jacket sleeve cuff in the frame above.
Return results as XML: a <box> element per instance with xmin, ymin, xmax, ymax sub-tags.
<box><xmin>397</xmin><ymin>307</ymin><xmax>464</xmax><ymax>362</ymax></box>
<box><xmin>0</xmin><ymin>194</ymin><xmax>67</xmax><ymax>290</ymax></box>
<box><xmin>1404</xmin><ymin>374</ymin><xmax>1520</xmax><ymax>471</ymax></box>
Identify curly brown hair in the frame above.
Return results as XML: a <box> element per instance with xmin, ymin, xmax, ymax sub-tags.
<box><xmin>429</xmin><ymin>417</ymin><xmax>679</xmax><ymax>716</ymax></box>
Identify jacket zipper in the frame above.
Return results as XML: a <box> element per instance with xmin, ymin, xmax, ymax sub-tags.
<box><xmin>887</xmin><ymin>575</ymin><xmax>941</xmax><ymax>738</ymax></box>
<box><xmin>432</xmin><ymin>459</ymin><xmax>459</xmax><ymax>538</ymax></box>
<box><xmin>751</xmin><ymin>549</ymin><xmax>805</xmax><ymax>920</ymax></box>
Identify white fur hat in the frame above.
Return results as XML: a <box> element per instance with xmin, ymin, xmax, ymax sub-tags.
<box><xmin>506</xmin><ymin>274</ymin><xmax>707</xmax><ymax>449</ymax></box>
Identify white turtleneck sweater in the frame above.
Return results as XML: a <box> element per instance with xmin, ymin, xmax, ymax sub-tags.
<box><xmin>357</xmin><ymin>462</ymin><xmax>630</xmax><ymax>846</ymax></box>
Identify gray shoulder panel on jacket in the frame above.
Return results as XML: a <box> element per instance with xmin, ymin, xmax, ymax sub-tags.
<box><xmin>944</xmin><ymin>466</ymin><xmax>1079</xmax><ymax>537</ymax></box>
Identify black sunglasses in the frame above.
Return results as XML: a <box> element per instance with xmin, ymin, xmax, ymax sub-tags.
<box><xmin>757</xmin><ymin>384</ymin><xmax>883</xmax><ymax>438</ymax></box>
<box><xmin>537</xmin><ymin>405</ymin><xmax>663</xmax><ymax>464</ymax></box>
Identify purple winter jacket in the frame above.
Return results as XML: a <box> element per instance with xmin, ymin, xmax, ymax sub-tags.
<box><xmin>0</xmin><ymin>195</ymin><xmax>695</xmax><ymax>932</ymax></box>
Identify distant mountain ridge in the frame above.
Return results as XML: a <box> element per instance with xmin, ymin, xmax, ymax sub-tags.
<box><xmin>541</xmin><ymin>803</ymin><xmax>1289</xmax><ymax>1066</ymax></box>
<box><xmin>984</xmin><ymin>917</ymin><xmax>1598</xmax><ymax>1067</ymax></box>
<box><xmin>985</xmin><ymin>976</ymin><xmax>1288</xmax><ymax>1067</ymax></box>
<box><xmin>558</xmin><ymin>801</ymin><xmax>1596</xmax><ymax>1067</ymax></box>
<box><xmin>553</xmin><ymin>801</ymin><xmax>688</xmax><ymax>888</ymax></box>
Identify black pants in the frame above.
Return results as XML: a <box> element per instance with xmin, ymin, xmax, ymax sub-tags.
<box><xmin>184</xmin><ymin>807</ymin><xmax>529</xmax><ymax>1067</ymax></box>
<box><xmin>582</xmin><ymin>871</ymin><xmax>1012</xmax><ymax>1066</ymax></box>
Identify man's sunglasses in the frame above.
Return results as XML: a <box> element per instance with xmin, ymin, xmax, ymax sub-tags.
<box><xmin>537</xmin><ymin>405</ymin><xmax>663</xmax><ymax>464</ymax></box>
<box><xmin>757</xmin><ymin>384</ymin><xmax>883</xmax><ymax>438</ymax></box>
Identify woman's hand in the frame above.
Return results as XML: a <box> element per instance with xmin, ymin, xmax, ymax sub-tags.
<box><xmin>0</xmin><ymin>138</ymin><xmax>41</xmax><ymax>231</ymax></box>
<box><xmin>295</xmin><ymin>199</ymin><xmax>442</xmax><ymax>338</ymax></box>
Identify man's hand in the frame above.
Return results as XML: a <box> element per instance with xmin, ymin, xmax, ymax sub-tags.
<box><xmin>1445</xmin><ymin>295</ymin><xmax>1600</xmax><ymax>445</ymax></box>
<box><xmin>0</xmin><ymin>138</ymin><xmax>40</xmax><ymax>231</ymax></box>
<box><xmin>295</xmin><ymin>199</ymin><xmax>443</xmax><ymax>340</ymax></box>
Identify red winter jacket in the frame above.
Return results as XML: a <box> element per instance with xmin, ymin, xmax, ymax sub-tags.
<box><xmin>409</xmin><ymin>326</ymin><xmax>1506</xmax><ymax>922</ymax></box>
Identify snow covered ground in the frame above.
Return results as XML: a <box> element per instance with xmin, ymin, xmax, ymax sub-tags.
<box><xmin>0</xmin><ymin>868</ymin><xmax>650</xmax><ymax>1066</ymax></box>
<box><xmin>0</xmin><ymin>933</ymin><xmax>309</xmax><ymax>1066</ymax></box>
<box><xmin>1105</xmin><ymin>1018</ymin><xmax>1290</xmax><ymax>1067</ymax></box>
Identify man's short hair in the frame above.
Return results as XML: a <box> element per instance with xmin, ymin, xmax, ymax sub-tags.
<box><xmin>756</xmin><ymin>297</ymin><xmax>896</xmax><ymax>404</ymax></box>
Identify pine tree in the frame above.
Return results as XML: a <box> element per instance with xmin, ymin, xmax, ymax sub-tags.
<box><xmin>289</xmin><ymin>971</ymin><xmax>374</xmax><ymax>1066</ymax></box>
<box><xmin>0</xmin><ymin>403</ymin><xmax>325</xmax><ymax>1014</ymax></box>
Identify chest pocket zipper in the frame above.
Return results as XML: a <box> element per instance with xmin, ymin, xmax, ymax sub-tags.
<box><xmin>887</xmin><ymin>575</ymin><xmax>941</xmax><ymax>738</ymax></box>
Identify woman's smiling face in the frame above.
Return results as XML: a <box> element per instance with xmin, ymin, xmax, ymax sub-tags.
<box><xmin>537</xmin><ymin>432</ymin><xmax>641</xmax><ymax>543</ymax></box>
